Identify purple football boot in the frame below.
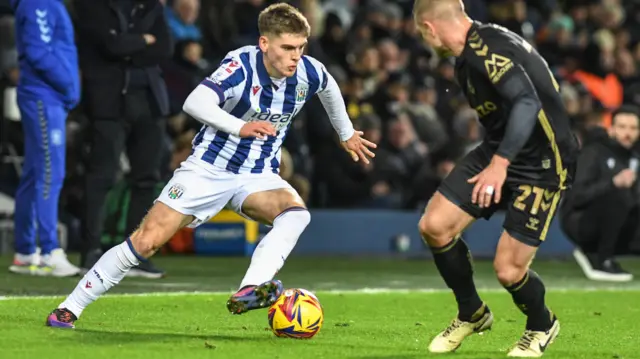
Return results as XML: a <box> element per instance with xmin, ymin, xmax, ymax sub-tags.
<box><xmin>226</xmin><ymin>279</ymin><xmax>284</xmax><ymax>314</ymax></box>
<box><xmin>46</xmin><ymin>308</ymin><xmax>77</xmax><ymax>329</ymax></box>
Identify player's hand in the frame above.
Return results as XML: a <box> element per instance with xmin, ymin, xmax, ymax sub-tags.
<box><xmin>239</xmin><ymin>122</ymin><xmax>277</xmax><ymax>139</ymax></box>
<box><xmin>341</xmin><ymin>131</ymin><xmax>377</xmax><ymax>164</ymax></box>
<box><xmin>143</xmin><ymin>34</ymin><xmax>156</xmax><ymax>45</ymax></box>
<box><xmin>613</xmin><ymin>169</ymin><xmax>636</xmax><ymax>188</ymax></box>
<box><xmin>468</xmin><ymin>156</ymin><xmax>509</xmax><ymax>208</ymax></box>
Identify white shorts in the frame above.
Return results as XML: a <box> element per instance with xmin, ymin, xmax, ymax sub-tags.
<box><xmin>156</xmin><ymin>158</ymin><xmax>294</xmax><ymax>227</ymax></box>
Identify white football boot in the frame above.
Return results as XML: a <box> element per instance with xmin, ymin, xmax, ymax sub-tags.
<box><xmin>428</xmin><ymin>303</ymin><xmax>493</xmax><ymax>353</ymax></box>
<box><xmin>507</xmin><ymin>317</ymin><xmax>560</xmax><ymax>357</ymax></box>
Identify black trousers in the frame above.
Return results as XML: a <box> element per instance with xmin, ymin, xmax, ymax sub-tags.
<box><xmin>562</xmin><ymin>188</ymin><xmax>639</xmax><ymax>260</ymax></box>
<box><xmin>82</xmin><ymin>88</ymin><xmax>165</xmax><ymax>258</ymax></box>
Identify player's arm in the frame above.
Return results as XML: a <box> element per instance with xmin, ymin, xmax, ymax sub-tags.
<box><xmin>466</xmin><ymin>38</ymin><xmax>541</xmax><ymax>165</ymax></box>
<box><xmin>493</xmin><ymin>69</ymin><xmax>541</xmax><ymax>163</ymax></box>
<box><xmin>315</xmin><ymin>66</ymin><xmax>377</xmax><ymax>162</ymax></box>
<box><xmin>183</xmin><ymin>57</ymin><xmax>274</xmax><ymax>138</ymax></box>
<box><xmin>315</xmin><ymin>68</ymin><xmax>355</xmax><ymax>142</ymax></box>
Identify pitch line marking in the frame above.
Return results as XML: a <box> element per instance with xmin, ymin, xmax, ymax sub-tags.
<box><xmin>1</xmin><ymin>286</ymin><xmax>640</xmax><ymax>301</ymax></box>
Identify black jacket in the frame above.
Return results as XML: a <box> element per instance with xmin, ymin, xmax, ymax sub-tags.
<box><xmin>562</xmin><ymin>127</ymin><xmax>640</xmax><ymax>213</ymax></box>
<box><xmin>74</xmin><ymin>0</ymin><xmax>172</xmax><ymax>118</ymax></box>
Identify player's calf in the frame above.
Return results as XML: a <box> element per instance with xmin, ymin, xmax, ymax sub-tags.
<box><xmin>419</xmin><ymin>193</ymin><xmax>484</xmax><ymax>321</ymax></box>
<box><xmin>46</xmin><ymin>203</ymin><xmax>193</xmax><ymax>328</ymax></box>
<box><xmin>495</xmin><ymin>232</ymin><xmax>555</xmax><ymax>338</ymax></box>
<box><xmin>229</xmin><ymin>189</ymin><xmax>308</xmax><ymax>314</ymax></box>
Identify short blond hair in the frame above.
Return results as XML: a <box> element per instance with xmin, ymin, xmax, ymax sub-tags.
<box><xmin>413</xmin><ymin>0</ymin><xmax>465</xmax><ymax>20</ymax></box>
<box><xmin>258</xmin><ymin>3</ymin><xmax>311</xmax><ymax>37</ymax></box>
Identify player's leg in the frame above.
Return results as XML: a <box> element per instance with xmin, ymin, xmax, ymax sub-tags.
<box><xmin>421</xmin><ymin>193</ymin><xmax>493</xmax><ymax>353</ymax></box>
<box><xmin>421</xmin><ymin>147</ymin><xmax>495</xmax><ymax>353</ymax></box>
<box><xmin>47</xmin><ymin>161</ymin><xmax>234</xmax><ymax>328</ymax></box>
<box><xmin>498</xmin><ymin>185</ymin><xmax>562</xmax><ymax>357</ymax></box>
<box><xmin>226</xmin><ymin>174</ymin><xmax>310</xmax><ymax>314</ymax></box>
<box><xmin>123</xmin><ymin>112</ymin><xmax>167</xmax><ymax>278</ymax></box>
<box><xmin>46</xmin><ymin>202</ymin><xmax>194</xmax><ymax>328</ymax></box>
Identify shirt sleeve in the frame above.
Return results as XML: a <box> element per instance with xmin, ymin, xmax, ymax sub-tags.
<box><xmin>464</xmin><ymin>29</ymin><xmax>542</xmax><ymax>162</ymax></box>
<box><xmin>183</xmin><ymin>83</ymin><xmax>246</xmax><ymax>137</ymax></box>
<box><xmin>317</xmin><ymin>69</ymin><xmax>355</xmax><ymax>142</ymax></box>
<box><xmin>17</xmin><ymin>1</ymin><xmax>75</xmax><ymax>94</ymax></box>
<box><xmin>200</xmin><ymin>55</ymin><xmax>246</xmax><ymax>103</ymax></box>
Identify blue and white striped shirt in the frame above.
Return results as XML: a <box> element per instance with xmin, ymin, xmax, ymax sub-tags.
<box><xmin>191</xmin><ymin>45</ymin><xmax>330</xmax><ymax>174</ymax></box>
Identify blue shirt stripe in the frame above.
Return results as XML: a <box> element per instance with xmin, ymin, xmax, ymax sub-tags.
<box><xmin>302</xmin><ymin>57</ymin><xmax>319</xmax><ymax>101</ymax></box>
<box><xmin>189</xmin><ymin>126</ymin><xmax>208</xmax><ymax>155</ymax></box>
<box><xmin>227</xmin><ymin>51</ymin><xmax>271</xmax><ymax>173</ymax></box>
<box><xmin>252</xmin><ymin>69</ymin><xmax>297</xmax><ymax>173</ymax></box>
<box><xmin>201</xmin><ymin>51</ymin><xmax>252</xmax><ymax>165</ymax></box>
<box><xmin>320</xmin><ymin>68</ymin><xmax>328</xmax><ymax>92</ymax></box>
<box><xmin>201</xmin><ymin>132</ymin><xmax>229</xmax><ymax>164</ymax></box>
<box><xmin>229</xmin><ymin>52</ymin><xmax>253</xmax><ymax>118</ymax></box>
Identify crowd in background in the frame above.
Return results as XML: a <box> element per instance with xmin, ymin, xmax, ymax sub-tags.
<box><xmin>0</xmin><ymin>0</ymin><xmax>639</xmax><ymax>215</ymax></box>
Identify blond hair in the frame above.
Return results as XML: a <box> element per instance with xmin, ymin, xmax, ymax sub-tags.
<box><xmin>258</xmin><ymin>3</ymin><xmax>311</xmax><ymax>37</ymax></box>
<box><xmin>413</xmin><ymin>0</ymin><xmax>465</xmax><ymax>20</ymax></box>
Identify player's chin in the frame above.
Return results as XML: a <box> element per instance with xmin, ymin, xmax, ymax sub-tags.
<box><xmin>434</xmin><ymin>47</ymin><xmax>454</xmax><ymax>58</ymax></box>
<box><xmin>283</xmin><ymin>66</ymin><xmax>297</xmax><ymax>76</ymax></box>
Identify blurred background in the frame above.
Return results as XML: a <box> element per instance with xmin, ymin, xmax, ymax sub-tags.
<box><xmin>0</xmin><ymin>0</ymin><xmax>639</xmax><ymax>286</ymax></box>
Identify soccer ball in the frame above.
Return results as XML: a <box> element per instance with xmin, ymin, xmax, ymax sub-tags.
<box><xmin>268</xmin><ymin>288</ymin><xmax>324</xmax><ymax>339</ymax></box>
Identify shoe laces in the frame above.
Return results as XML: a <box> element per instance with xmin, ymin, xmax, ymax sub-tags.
<box><xmin>57</xmin><ymin>310</ymin><xmax>74</xmax><ymax>323</ymax></box>
<box><xmin>443</xmin><ymin>319</ymin><xmax>463</xmax><ymax>337</ymax></box>
<box><xmin>516</xmin><ymin>330</ymin><xmax>536</xmax><ymax>350</ymax></box>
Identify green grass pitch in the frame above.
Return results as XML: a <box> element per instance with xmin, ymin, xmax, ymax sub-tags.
<box><xmin>1</xmin><ymin>256</ymin><xmax>639</xmax><ymax>359</ymax></box>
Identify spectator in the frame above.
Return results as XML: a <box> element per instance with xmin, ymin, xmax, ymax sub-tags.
<box><xmin>317</xmin><ymin>113</ymin><xmax>402</xmax><ymax>209</ymax></box>
<box><xmin>560</xmin><ymin>106</ymin><xmax>640</xmax><ymax>282</ymax></box>
<box><xmin>165</xmin><ymin>0</ymin><xmax>202</xmax><ymax>42</ymax></box>
<box><xmin>162</xmin><ymin>39</ymin><xmax>211</xmax><ymax>115</ymax></box>
<box><xmin>9</xmin><ymin>0</ymin><xmax>80</xmax><ymax>276</ymax></box>
<box><xmin>74</xmin><ymin>0</ymin><xmax>172</xmax><ymax>278</ymax></box>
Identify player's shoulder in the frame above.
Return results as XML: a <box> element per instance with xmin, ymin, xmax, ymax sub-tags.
<box><xmin>221</xmin><ymin>45</ymin><xmax>259</xmax><ymax>67</ymax></box>
<box><xmin>207</xmin><ymin>46</ymin><xmax>256</xmax><ymax>88</ymax></box>
<box><xmin>299</xmin><ymin>54</ymin><xmax>328</xmax><ymax>74</ymax></box>
<box><xmin>465</xmin><ymin>21</ymin><xmax>523</xmax><ymax>55</ymax></box>
<box><xmin>473</xmin><ymin>22</ymin><xmax>520</xmax><ymax>42</ymax></box>
<box><xmin>301</xmin><ymin>54</ymin><xmax>324</xmax><ymax>67</ymax></box>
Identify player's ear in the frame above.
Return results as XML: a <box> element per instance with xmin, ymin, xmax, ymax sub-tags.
<box><xmin>258</xmin><ymin>35</ymin><xmax>269</xmax><ymax>52</ymax></box>
<box><xmin>424</xmin><ymin>21</ymin><xmax>437</xmax><ymax>38</ymax></box>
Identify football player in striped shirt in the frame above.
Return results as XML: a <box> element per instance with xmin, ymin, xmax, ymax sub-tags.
<box><xmin>46</xmin><ymin>3</ymin><xmax>376</xmax><ymax>328</ymax></box>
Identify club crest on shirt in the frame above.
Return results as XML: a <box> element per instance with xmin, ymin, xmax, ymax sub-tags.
<box><xmin>167</xmin><ymin>184</ymin><xmax>185</xmax><ymax>200</ymax></box>
<box><xmin>295</xmin><ymin>85</ymin><xmax>308</xmax><ymax>102</ymax></box>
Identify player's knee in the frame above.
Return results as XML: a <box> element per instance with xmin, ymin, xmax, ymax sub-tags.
<box><xmin>418</xmin><ymin>212</ymin><xmax>455</xmax><ymax>247</ymax></box>
<box><xmin>129</xmin><ymin>215</ymin><xmax>169</xmax><ymax>258</ymax></box>
<box><xmin>493</xmin><ymin>260</ymin><xmax>528</xmax><ymax>286</ymax></box>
